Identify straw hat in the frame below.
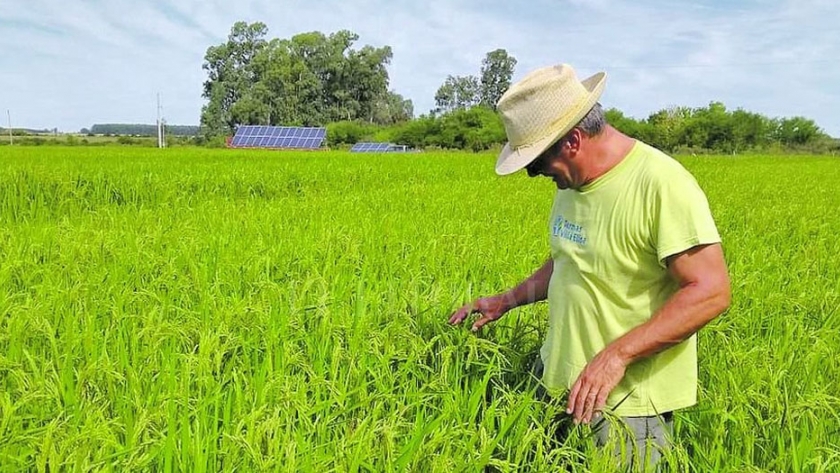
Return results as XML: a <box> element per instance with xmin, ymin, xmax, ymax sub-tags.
<box><xmin>495</xmin><ymin>64</ymin><xmax>606</xmax><ymax>175</ymax></box>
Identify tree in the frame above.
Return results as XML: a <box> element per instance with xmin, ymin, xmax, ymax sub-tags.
<box><xmin>229</xmin><ymin>88</ymin><xmax>271</xmax><ymax>126</ymax></box>
<box><xmin>391</xmin><ymin>115</ymin><xmax>439</xmax><ymax>149</ymax></box>
<box><xmin>774</xmin><ymin>116</ymin><xmax>823</xmax><ymax>146</ymax></box>
<box><xmin>731</xmin><ymin>109</ymin><xmax>771</xmax><ymax>151</ymax></box>
<box><xmin>200</xmin><ymin>24</ymin><xmax>399</xmax><ymax>134</ymax></box>
<box><xmin>200</xmin><ymin>21</ymin><xmax>269</xmax><ymax>136</ymax></box>
<box><xmin>341</xmin><ymin>44</ymin><xmax>394</xmax><ymax>122</ymax></box>
<box><xmin>254</xmin><ymin>30</ymin><xmax>394</xmax><ymax>125</ymax></box>
<box><xmin>254</xmin><ymin>36</ymin><xmax>325</xmax><ymax>126</ymax></box>
<box><xmin>434</xmin><ymin>75</ymin><xmax>480</xmax><ymax>114</ymax></box>
<box><xmin>479</xmin><ymin>49</ymin><xmax>517</xmax><ymax>110</ymax></box>
<box><xmin>645</xmin><ymin>106</ymin><xmax>691</xmax><ymax>152</ymax></box>
<box><xmin>371</xmin><ymin>90</ymin><xmax>414</xmax><ymax>125</ymax></box>
<box><xmin>606</xmin><ymin>108</ymin><xmax>643</xmax><ymax>138</ymax></box>
<box><xmin>432</xmin><ymin>49</ymin><xmax>516</xmax><ymax>115</ymax></box>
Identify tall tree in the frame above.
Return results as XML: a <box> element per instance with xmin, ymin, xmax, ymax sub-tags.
<box><xmin>371</xmin><ymin>90</ymin><xmax>414</xmax><ymax>125</ymax></box>
<box><xmin>200</xmin><ymin>22</ymin><xmax>269</xmax><ymax>136</ymax></box>
<box><xmin>479</xmin><ymin>49</ymin><xmax>517</xmax><ymax>110</ymax></box>
<box><xmin>341</xmin><ymin>44</ymin><xmax>394</xmax><ymax>122</ymax></box>
<box><xmin>434</xmin><ymin>75</ymin><xmax>480</xmax><ymax>114</ymax></box>
<box><xmin>201</xmin><ymin>24</ymin><xmax>399</xmax><ymax>133</ymax></box>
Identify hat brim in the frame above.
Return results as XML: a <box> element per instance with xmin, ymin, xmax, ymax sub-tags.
<box><xmin>495</xmin><ymin>71</ymin><xmax>606</xmax><ymax>176</ymax></box>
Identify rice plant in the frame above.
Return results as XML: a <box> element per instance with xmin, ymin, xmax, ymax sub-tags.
<box><xmin>0</xmin><ymin>146</ymin><xmax>838</xmax><ymax>472</ymax></box>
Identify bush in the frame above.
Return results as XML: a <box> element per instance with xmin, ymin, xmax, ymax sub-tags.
<box><xmin>435</xmin><ymin>107</ymin><xmax>506</xmax><ymax>151</ymax></box>
<box><xmin>326</xmin><ymin>121</ymin><xmax>381</xmax><ymax>147</ymax></box>
<box><xmin>201</xmin><ymin>135</ymin><xmax>229</xmax><ymax>148</ymax></box>
<box><xmin>390</xmin><ymin>116</ymin><xmax>439</xmax><ymax>149</ymax></box>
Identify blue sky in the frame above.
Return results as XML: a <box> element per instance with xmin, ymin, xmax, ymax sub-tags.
<box><xmin>1</xmin><ymin>0</ymin><xmax>838</xmax><ymax>136</ymax></box>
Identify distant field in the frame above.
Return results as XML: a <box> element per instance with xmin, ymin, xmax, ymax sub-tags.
<box><xmin>0</xmin><ymin>146</ymin><xmax>838</xmax><ymax>471</ymax></box>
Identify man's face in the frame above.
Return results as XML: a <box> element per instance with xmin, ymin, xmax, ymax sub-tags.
<box><xmin>525</xmin><ymin>136</ymin><xmax>576</xmax><ymax>190</ymax></box>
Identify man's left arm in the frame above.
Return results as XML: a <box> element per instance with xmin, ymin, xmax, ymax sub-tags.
<box><xmin>566</xmin><ymin>243</ymin><xmax>731</xmax><ymax>424</ymax></box>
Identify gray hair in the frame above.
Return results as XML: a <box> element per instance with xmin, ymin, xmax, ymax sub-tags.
<box><xmin>575</xmin><ymin>102</ymin><xmax>606</xmax><ymax>137</ymax></box>
<box><xmin>544</xmin><ymin>103</ymin><xmax>607</xmax><ymax>154</ymax></box>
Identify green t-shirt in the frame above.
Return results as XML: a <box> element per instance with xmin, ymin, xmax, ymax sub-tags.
<box><xmin>541</xmin><ymin>141</ymin><xmax>721</xmax><ymax>417</ymax></box>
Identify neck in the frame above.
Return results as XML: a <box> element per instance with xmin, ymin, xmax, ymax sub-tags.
<box><xmin>577</xmin><ymin>125</ymin><xmax>636</xmax><ymax>188</ymax></box>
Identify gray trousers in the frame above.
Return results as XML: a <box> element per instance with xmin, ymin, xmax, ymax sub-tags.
<box><xmin>531</xmin><ymin>357</ymin><xmax>673</xmax><ymax>470</ymax></box>
<box><xmin>592</xmin><ymin>411</ymin><xmax>673</xmax><ymax>469</ymax></box>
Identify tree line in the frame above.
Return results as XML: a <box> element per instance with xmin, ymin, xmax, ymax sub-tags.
<box><xmin>84</xmin><ymin>124</ymin><xmax>200</xmax><ymax>136</ymax></box>
<box><xmin>199</xmin><ymin>23</ymin><xmax>516</xmax><ymax>140</ymax></box>
<box><xmin>201</xmin><ymin>22</ymin><xmax>836</xmax><ymax>153</ymax></box>
<box><xmin>606</xmin><ymin>103</ymin><xmax>836</xmax><ymax>154</ymax></box>
<box><xmin>323</xmin><ymin>102</ymin><xmax>837</xmax><ymax>154</ymax></box>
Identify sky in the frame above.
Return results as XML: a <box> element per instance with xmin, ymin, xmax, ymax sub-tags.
<box><xmin>1</xmin><ymin>0</ymin><xmax>839</xmax><ymax>137</ymax></box>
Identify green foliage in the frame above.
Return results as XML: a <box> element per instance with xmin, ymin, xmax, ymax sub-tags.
<box><xmin>200</xmin><ymin>23</ymin><xmax>409</xmax><ymax>137</ymax></box>
<box><xmin>371</xmin><ymin>90</ymin><xmax>414</xmax><ymax>125</ymax></box>
<box><xmin>193</xmin><ymin>134</ymin><xmax>229</xmax><ymax>148</ymax></box>
<box><xmin>434</xmin><ymin>49</ymin><xmax>517</xmax><ymax>114</ymax></box>
<box><xmin>774</xmin><ymin>116</ymin><xmax>822</xmax><ymax>145</ymax></box>
<box><xmin>115</xmin><ymin>135</ymin><xmax>138</xmax><ymax>145</ymax></box>
<box><xmin>370</xmin><ymin>128</ymin><xmax>395</xmax><ymax>143</ymax></box>
<box><xmin>480</xmin><ymin>49</ymin><xmax>517</xmax><ymax>110</ymax></box>
<box><xmin>389</xmin><ymin>115</ymin><xmax>439</xmax><ymax>149</ymax></box>
<box><xmin>435</xmin><ymin>106</ymin><xmax>506</xmax><ymax>151</ymax></box>
<box><xmin>608</xmin><ymin>102</ymin><xmax>832</xmax><ymax>154</ymax></box>
<box><xmin>386</xmin><ymin>107</ymin><xmax>505</xmax><ymax>151</ymax></box>
<box><xmin>434</xmin><ymin>75</ymin><xmax>481</xmax><ymax>114</ymax></box>
<box><xmin>325</xmin><ymin>120</ymin><xmax>381</xmax><ymax>146</ymax></box>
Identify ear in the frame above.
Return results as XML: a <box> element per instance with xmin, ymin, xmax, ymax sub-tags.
<box><xmin>564</xmin><ymin>128</ymin><xmax>583</xmax><ymax>155</ymax></box>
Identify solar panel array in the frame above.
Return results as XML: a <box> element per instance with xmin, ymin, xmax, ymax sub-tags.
<box><xmin>350</xmin><ymin>142</ymin><xmax>409</xmax><ymax>153</ymax></box>
<box><xmin>350</xmin><ymin>142</ymin><xmax>392</xmax><ymax>152</ymax></box>
<box><xmin>231</xmin><ymin>125</ymin><xmax>326</xmax><ymax>149</ymax></box>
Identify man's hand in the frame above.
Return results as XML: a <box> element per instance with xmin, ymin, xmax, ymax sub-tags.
<box><xmin>448</xmin><ymin>294</ymin><xmax>511</xmax><ymax>332</ymax></box>
<box><xmin>566</xmin><ymin>348</ymin><xmax>627</xmax><ymax>424</ymax></box>
<box><xmin>448</xmin><ymin>259</ymin><xmax>553</xmax><ymax>332</ymax></box>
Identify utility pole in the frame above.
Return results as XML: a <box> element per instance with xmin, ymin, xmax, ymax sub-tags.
<box><xmin>7</xmin><ymin>110</ymin><xmax>12</xmax><ymax>145</ymax></box>
<box><xmin>157</xmin><ymin>93</ymin><xmax>165</xmax><ymax>148</ymax></box>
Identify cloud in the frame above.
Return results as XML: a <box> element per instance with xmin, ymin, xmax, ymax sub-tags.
<box><xmin>1</xmin><ymin>0</ymin><xmax>838</xmax><ymax>136</ymax></box>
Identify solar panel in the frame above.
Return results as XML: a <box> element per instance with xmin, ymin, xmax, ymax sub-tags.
<box><xmin>229</xmin><ymin>125</ymin><xmax>326</xmax><ymax>149</ymax></box>
<box><xmin>350</xmin><ymin>142</ymin><xmax>408</xmax><ymax>153</ymax></box>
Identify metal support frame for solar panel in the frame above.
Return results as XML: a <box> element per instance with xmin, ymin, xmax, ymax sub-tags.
<box><xmin>230</xmin><ymin>125</ymin><xmax>327</xmax><ymax>150</ymax></box>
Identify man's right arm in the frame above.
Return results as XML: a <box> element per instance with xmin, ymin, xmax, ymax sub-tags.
<box><xmin>449</xmin><ymin>258</ymin><xmax>554</xmax><ymax>331</ymax></box>
<box><xmin>502</xmin><ymin>258</ymin><xmax>554</xmax><ymax>310</ymax></box>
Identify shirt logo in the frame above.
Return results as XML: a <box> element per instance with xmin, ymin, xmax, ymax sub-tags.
<box><xmin>552</xmin><ymin>215</ymin><xmax>588</xmax><ymax>245</ymax></box>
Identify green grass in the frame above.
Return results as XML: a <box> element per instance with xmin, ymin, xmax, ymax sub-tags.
<box><xmin>0</xmin><ymin>146</ymin><xmax>838</xmax><ymax>472</ymax></box>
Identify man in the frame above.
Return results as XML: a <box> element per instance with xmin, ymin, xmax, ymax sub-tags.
<box><xmin>448</xmin><ymin>64</ymin><xmax>731</xmax><ymax>465</ymax></box>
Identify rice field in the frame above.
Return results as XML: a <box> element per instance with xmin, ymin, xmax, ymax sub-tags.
<box><xmin>0</xmin><ymin>146</ymin><xmax>838</xmax><ymax>472</ymax></box>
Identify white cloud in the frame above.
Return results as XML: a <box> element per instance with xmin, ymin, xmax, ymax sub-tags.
<box><xmin>1</xmin><ymin>0</ymin><xmax>838</xmax><ymax>136</ymax></box>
